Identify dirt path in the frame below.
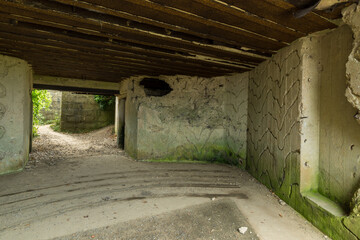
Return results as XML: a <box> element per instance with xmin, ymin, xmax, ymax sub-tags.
<box><xmin>28</xmin><ymin>125</ymin><xmax>123</xmax><ymax>168</ymax></box>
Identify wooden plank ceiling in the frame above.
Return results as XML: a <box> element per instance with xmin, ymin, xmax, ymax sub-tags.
<box><xmin>0</xmin><ymin>0</ymin><xmax>346</xmax><ymax>82</ymax></box>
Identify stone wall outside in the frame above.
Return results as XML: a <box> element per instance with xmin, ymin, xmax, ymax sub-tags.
<box><xmin>60</xmin><ymin>92</ymin><xmax>114</xmax><ymax>132</ymax></box>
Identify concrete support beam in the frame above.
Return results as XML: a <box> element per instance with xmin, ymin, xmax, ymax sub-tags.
<box><xmin>0</xmin><ymin>55</ymin><xmax>32</xmax><ymax>175</ymax></box>
<box><xmin>115</xmin><ymin>96</ymin><xmax>126</xmax><ymax>149</ymax></box>
<box><xmin>33</xmin><ymin>75</ymin><xmax>121</xmax><ymax>94</ymax></box>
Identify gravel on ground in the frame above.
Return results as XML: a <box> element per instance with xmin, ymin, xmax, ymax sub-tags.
<box><xmin>28</xmin><ymin>125</ymin><xmax>124</xmax><ymax>168</ymax></box>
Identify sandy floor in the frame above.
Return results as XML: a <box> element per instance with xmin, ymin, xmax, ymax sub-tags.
<box><xmin>0</xmin><ymin>126</ymin><xmax>329</xmax><ymax>240</ymax></box>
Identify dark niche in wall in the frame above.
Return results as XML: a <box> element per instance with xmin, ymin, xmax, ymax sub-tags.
<box><xmin>140</xmin><ymin>78</ymin><xmax>173</xmax><ymax>97</ymax></box>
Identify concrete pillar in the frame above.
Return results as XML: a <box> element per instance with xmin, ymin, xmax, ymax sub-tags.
<box><xmin>115</xmin><ymin>96</ymin><xmax>125</xmax><ymax>149</ymax></box>
<box><xmin>0</xmin><ymin>55</ymin><xmax>32</xmax><ymax>175</ymax></box>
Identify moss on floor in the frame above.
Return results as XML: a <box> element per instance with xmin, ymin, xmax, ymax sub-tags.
<box><xmin>139</xmin><ymin>144</ymin><xmax>244</xmax><ymax>167</ymax></box>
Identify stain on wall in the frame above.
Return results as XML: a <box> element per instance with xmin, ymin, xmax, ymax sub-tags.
<box><xmin>124</xmin><ymin>74</ymin><xmax>248</xmax><ymax>165</ymax></box>
<box><xmin>60</xmin><ymin>92</ymin><xmax>115</xmax><ymax>132</ymax></box>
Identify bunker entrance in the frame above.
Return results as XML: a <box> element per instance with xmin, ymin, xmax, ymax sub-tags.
<box><xmin>28</xmin><ymin>89</ymin><xmax>122</xmax><ymax>169</ymax></box>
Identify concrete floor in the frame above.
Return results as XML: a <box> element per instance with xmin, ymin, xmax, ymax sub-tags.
<box><xmin>0</xmin><ymin>154</ymin><xmax>328</xmax><ymax>240</ymax></box>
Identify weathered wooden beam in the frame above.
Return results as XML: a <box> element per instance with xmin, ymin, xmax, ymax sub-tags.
<box><xmin>46</xmin><ymin>0</ymin><xmax>285</xmax><ymax>51</ymax></box>
<box><xmin>149</xmin><ymin>0</ymin><xmax>304</xmax><ymax>43</ymax></box>
<box><xmin>0</xmin><ymin>31</ymin><xmax>245</xmax><ymax>76</ymax></box>
<box><xmin>33</xmin><ymin>75</ymin><xmax>120</xmax><ymax>91</ymax></box>
<box><xmin>0</xmin><ymin>19</ymin><xmax>254</xmax><ymax>71</ymax></box>
<box><xmin>0</xmin><ymin>0</ymin><xmax>277</xmax><ymax>61</ymax></box>
<box><xmin>33</xmin><ymin>84</ymin><xmax>119</xmax><ymax>95</ymax></box>
<box><xmin>218</xmin><ymin>0</ymin><xmax>337</xmax><ymax>33</ymax></box>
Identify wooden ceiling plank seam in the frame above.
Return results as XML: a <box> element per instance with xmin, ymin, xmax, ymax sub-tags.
<box><xmin>0</xmin><ymin>16</ymin><xmax>258</xmax><ymax>71</ymax></box>
<box><xmin>0</xmin><ymin>28</ymin><xmax>249</xmax><ymax>73</ymax></box>
<box><xmin>0</xmin><ymin>44</ymin><xmax>235</xmax><ymax>77</ymax></box>
<box><xmin>0</xmin><ymin>0</ymin><xmax>281</xmax><ymax>54</ymax></box>
<box><xmin>0</xmin><ymin>6</ymin><xmax>268</xmax><ymax>67</ymax></box>
<box><xmin>0</xmin><ymin>39</ymin><xmax>239</xmax><ymax>77</ymax></box>
<box><xmin>31</xmin><ymin>62</ymin><xmax>222</xmax><ymax>79</ymax></box>
<box><xmin>50</xmin><ymin>0</ymin><xmax>254</xmax><ymax>50</ymax></box>
<box><xmin>117</xmin><ymin>0</ymin><xmax>286</xmax><ymax>47</ymax></box>
<box><xmin>58</xmin><ymin>0</ymin><xmax>274</xmax><ymax>58</ymax></box>
<box><xmin>149</xmin><ymin>0</ymin><xmax>303</xmax><ymax>43</ymax></box>
<box><xmin>218</xmin><ymin>0</ymin><xmax>337</xmax><ymax>34</ymax></box>
<box><xmin>34</xmin><ymin>0</ymin><xmax>284</xmax><ymax>51</ymax></box>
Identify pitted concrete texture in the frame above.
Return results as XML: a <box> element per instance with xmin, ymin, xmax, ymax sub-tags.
<box><xmin>125</xmin><ymin>74</ymin><xmax>248</xmax><ymax>162</ymax></box>
<box><xmin>0</xmin><ymin>54</ymin><xmax>32</xmax><ymax>175</ymax></box>
<box><xmin>0</xmin><ymin>154</ymin><xmax>326</xmax><ymax>240</ymax></box>
<box><xmin>343</xmin><ymin>4</ymin><xmax>360</xmax><ymax>120</ymax></box>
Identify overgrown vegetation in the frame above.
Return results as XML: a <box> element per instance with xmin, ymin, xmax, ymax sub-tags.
<box><xmin>32</xmin><ymin>89</ymin><xmax>51</xmax><ymax>136</ymax></box>
<box><xmin>94</xmin><ymin>95</ymin><xmax>115</xmax><ymax>110</ymax></box>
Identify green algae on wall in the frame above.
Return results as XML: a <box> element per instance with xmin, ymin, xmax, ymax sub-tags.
<box><xmin>125</xmin><ymin>74</ymin><xmax>248</xmax><ymax>164</ymax></box>
<box><xmin>246</xmin><ymin>26</ymin><xmax>360</xmax><ymax>240</ymax></box>
<box><xmin>143</xmin><ymin>144</ymin><xmax>244</xmax><ymax>167</ymax></box>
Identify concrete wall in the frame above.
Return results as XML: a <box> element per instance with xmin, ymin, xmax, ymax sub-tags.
<box><xmin>60</xmin><ymin>92</ymin><xmax>114</xmax><ymax>132</ymax></box>
<box><xmin>317</xmin><ymin>26</ymin><xmax>359</xmax><ymax>208</ymax></box>
<box><xmin>247</xmin><ymin>39</ymin><xmax>302</xmax><ymax>194</ymax></box>
<box><xmin>247</xmin><ymin>26</ymin><xmax>360</xmax><ymax>239</ymax></box>
<box><xmin>124</xmin><ymin>74</ymin><xmax>248</xmax><ymax>165</ymax></box>
<box><xmin>40</xmin><ymin>90</ymin><xmax>61</xmax><ymax>123</ymax></box>
<box><xmin>0</xmin><ymin>55</ymin><xmax>32</xmax><ymax>175</ymax></box>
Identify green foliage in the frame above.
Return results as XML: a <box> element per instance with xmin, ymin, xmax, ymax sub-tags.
<box><xmin>32</xmin><ymin>89</ymin><xmax>51</xmax><ymax>136</ymax></box>
<box><xmin>94</xmin><ymin>95</ymin><xmax>115</xmax><ymax>110</ymax></box>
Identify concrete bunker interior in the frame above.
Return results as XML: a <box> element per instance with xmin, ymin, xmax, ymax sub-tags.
<box><xmin>1</xmin><ymin>1</ymin><xmax>360</xmax><ymax>239</ymax></box>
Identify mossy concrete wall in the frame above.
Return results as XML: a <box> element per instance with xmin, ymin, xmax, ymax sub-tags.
<box><xmin>247</xmin><ymin>26</ymin><xmax>360</xmax><ymax>240</ymax></box>
<box><xmin>317</xmin><ymin>26</ymin><xmax>359</xmax><ymax>209</ymax></box>
<box><xmin>0</xmin><ymin>55</ymin><xmax>32</xmax><ymax>175</ymax></box>
<box><xmin>60</xmin><ymin>92</ymin><xmax>114</xmax><ymax>132</ymax></box>
<box><xmin>124</xmin><ymin>74</ymin><xmax>248</xmax><ymax>165</ymax></box>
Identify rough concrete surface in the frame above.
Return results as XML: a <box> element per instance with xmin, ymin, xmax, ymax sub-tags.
<box><xmin>124</xmin><ymin>74</ymin><xmax>247</xmax><ymax>163</ymax></box>
<box><xmin>53</xmin><ymin>200</ymin><xmax>259</xmax><ymax>240</ymax></box>
<box><xmin>0</xmin><ymin>54</ymin><xmax>32</xmax><ymax>175</ymax></box>
<box><xmin>0</xmin><ymin>127</ymin><xmax>326</xmax><ymax>240</ymax></box>
<box><xmin>246</xmin><ymin>26</ymin><xmax>360</xmax><ymax>239</ymax></box>
<box><xmin>61</xmin><ymin>92</ymin><xmax>114</xmax><ymax>132</ymax></box>
<box><xmin>342</xmin><ymin>3</ymin><xmax>360</xmax><ymax>118</ymax></box>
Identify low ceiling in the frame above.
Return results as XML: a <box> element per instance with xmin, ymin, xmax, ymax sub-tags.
<box><xmin>0</xmin><ymin>0</ymin><xmax>352</xmax><ymax>82</ymax></box>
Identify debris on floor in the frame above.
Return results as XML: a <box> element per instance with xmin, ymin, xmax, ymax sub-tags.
<box><xmin>238</xmin><ymin>226</ymin><xmax>248</xmax><ymax>234</ymax></box>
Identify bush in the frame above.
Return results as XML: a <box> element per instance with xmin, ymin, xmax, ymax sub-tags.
<box><xmin>94</xmin><ymin>95</ymin><xmax>115</xmax><ymax>110</ymax></box>
<box><xmin>32</xmin><ymin>90</ymin><xmax>51</xmax><ymax>136</ymax></box>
